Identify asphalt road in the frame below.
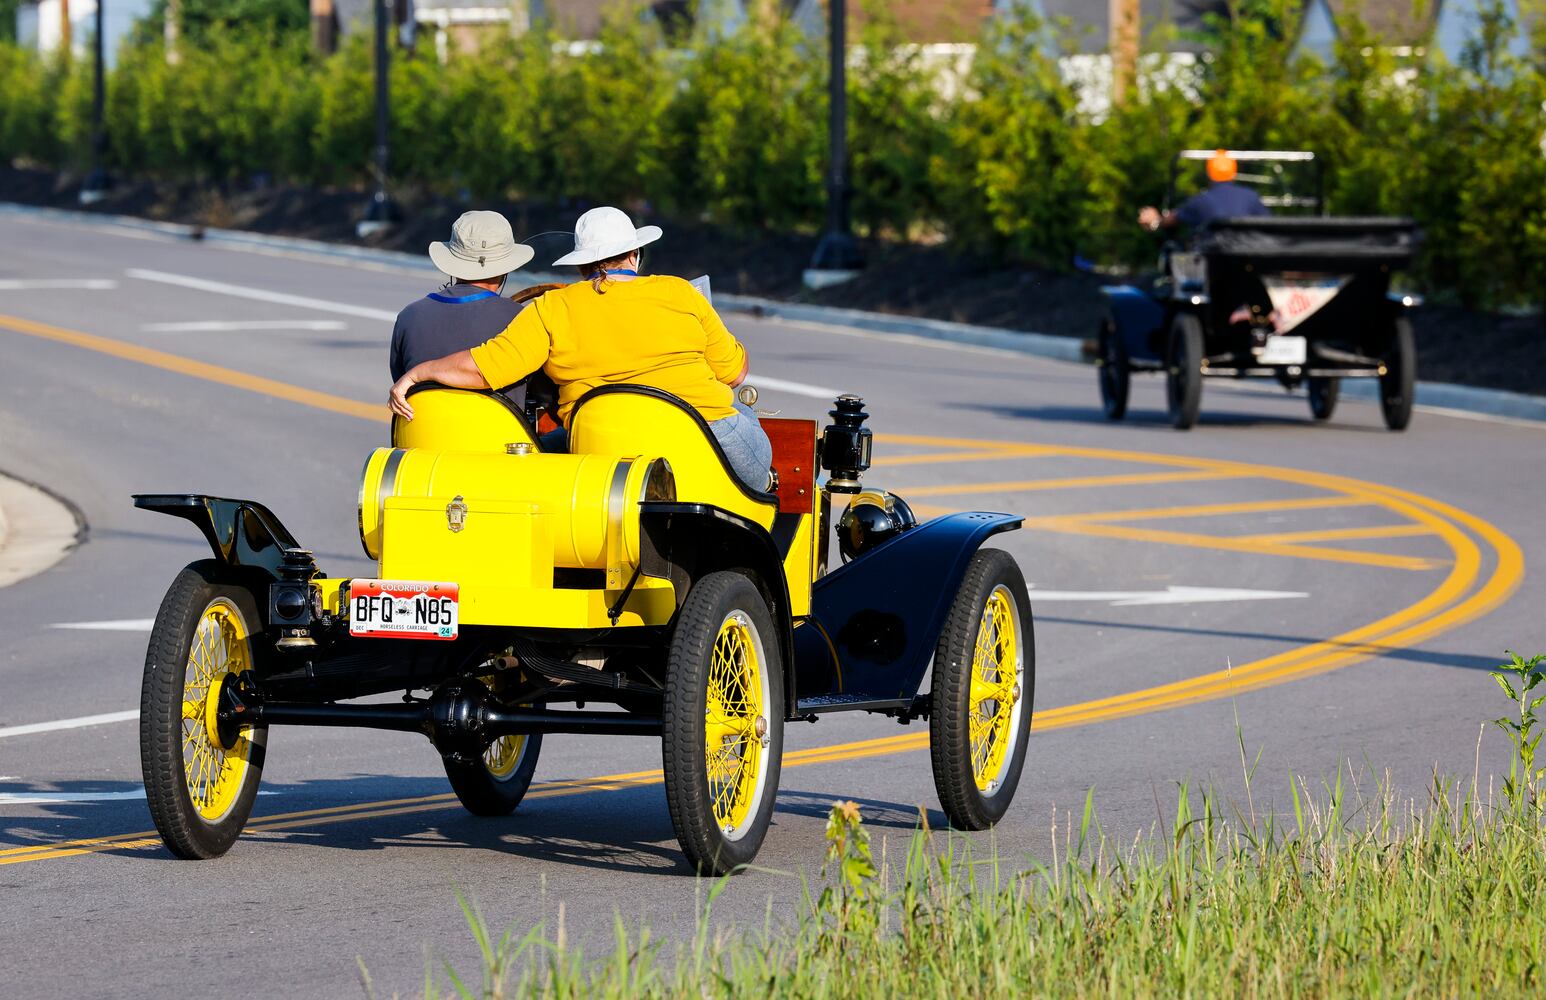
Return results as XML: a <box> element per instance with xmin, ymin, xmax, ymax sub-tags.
<box><xmin>0</xmin><ymin>212</ymin><xmax>1540</xmax><ymax>998</ymax></box>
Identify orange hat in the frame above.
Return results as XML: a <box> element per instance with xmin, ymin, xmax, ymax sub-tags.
<box><xmin>1207</xmin><ymin>149</ymin><xmax>1238</xmax><ymax>183</ymax></box>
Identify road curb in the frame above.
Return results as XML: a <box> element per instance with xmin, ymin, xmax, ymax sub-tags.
<box><xmin>0</xmin><ymin>471</ymin><xmax>85</xmax><ymax>589</ymax></box>
<box><xmin>3</xmin><ymin>199</ymin><xmax>1541</xmax><ymax>424</ymax></box>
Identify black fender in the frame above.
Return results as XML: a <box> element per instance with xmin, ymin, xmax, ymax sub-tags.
<box><xmin>795</xmin><ymin>511</ymin><xmax>1023</xmax><ymax>708</ymax></box>
<box><xmin>1100</xmin><ymin>284</ymin><xmax>1167</xmax><ymax>365</ymax></box>
<box><xmin>638</xmin><ymin>502</ymin><xmax>798</xmax><ymax>717</ymax></box>
<box><xmin>132</xmin><ymin>494</ymin><xmax>304</xmax><ymax>584</ymax></box>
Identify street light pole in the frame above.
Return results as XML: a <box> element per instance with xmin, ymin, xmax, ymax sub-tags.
<box><xmin>806</xmin><ymin>0</ymin><xmax>862</xmax><ymax>285</ymax></box>
<box><xmin>79</xmin><ymin>0</ymin><xmax>109</xmax><ymax>204</ymax></box>
<box><xmin>358</xmin><ymin>0</ymin><xmax>400</xmax><ymax>237</ymax></box>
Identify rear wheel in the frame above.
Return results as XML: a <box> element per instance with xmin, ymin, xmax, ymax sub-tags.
<box><xmin>662</xmin><ymin>571</ymin><xmax>784</xmax><ymax>876</ymax></box>
<box><xmin>930</xmin><ymin>550</ymin><xmax>1034</xmax><ymax>830</ymax></box>
<box><xmin>1380</xmin><ymin>318</ymin><xmax>1416</xmax><ymax>431</ymax></box>
<box><xmin>1166</xmin><ymin>313</ymin><xmax>1204</xmax><ymax>430</ymax></box>
<box><xmin>140</xmin><ymin>561</ymin><xmax>267</xmax><ymax>859</ymax></box>
<box><xmin>444</xmin><ymin>732</ymin><xmax>542</xmax><ymax>816</ymax></box>
<box><xmin>1308</xmin><ymin>376</ymin><xmax>1340</xmax><ymax>421</ymax></box>
<box><xmin>1097</xmin><ymin>319</ymin><xmax>1129</xmax><ymax>421</ymax></box>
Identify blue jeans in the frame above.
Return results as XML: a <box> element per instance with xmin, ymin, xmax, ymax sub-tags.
<box><xmin>711</xmin><ymin>402</ymin><xmax>774</xmax><ymax>492</ymax></box>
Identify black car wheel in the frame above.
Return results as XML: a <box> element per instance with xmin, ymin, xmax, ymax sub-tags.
<box><xmin>1380</xmin><ymin>318</ymin><xmax>1416</xmax><ymax>431</ymax></box>
<box><xmin>662</xmin><ymin>571</ymin><xmax>784</xmax><ymax>876</ymax></box>
<box><xmin>1166</xmin><ymin>313</ymin><xmax>1204</xmax><ymax>430</ymax></box>
<box><xmin>1308</xmin><ymin>376</ymin><xmax>1340</xmax><ymax>421</ymax></box>
<box><xmin>140</xmin><ymin>561</ymin><xmax>268</xmax><ymax>859</ymax></box>
<box><xmin>930</xmin><ymin>550</ymin><xmax>1034</xmax><ymax>830</ymax></box>
<box><xmin>1097</xmin><ymin>319</ymin><xmax>1130</xmax><ymax>421</ymax></box>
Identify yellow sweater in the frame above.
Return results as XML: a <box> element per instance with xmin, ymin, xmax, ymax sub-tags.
<box><xmin>470</xmin><ymin>276</ymin><xmax>747</xmax><ymax>426</ymax></box>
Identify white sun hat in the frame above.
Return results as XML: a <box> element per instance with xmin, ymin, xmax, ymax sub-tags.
<box><xmin>552</xmin><ymin>206</ymin><xmax>663</xmax><ymax>267</ymax></box>
<box><xmin>428</xmin><ymin>210</ymin><xmax>535</xmax><ymax>282</ymax></box>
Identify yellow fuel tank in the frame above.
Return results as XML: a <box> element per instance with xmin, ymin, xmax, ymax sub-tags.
<box><xmin>359</xmin><ymin>448</ymin><xmax>672</xmax><ymax>572</ymax></box>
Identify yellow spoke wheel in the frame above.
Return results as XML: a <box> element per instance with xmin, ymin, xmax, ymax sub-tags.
<box><xmin>929</xmin><ymin>550</ymin><xmax>1033</xmax><ymax>831</ymax></box>
<box><xmin>663</xmin><ymin>572</ymin><xmax>783</xmax><ymax>877</ymax></box>
<box><xmin>444</xmin><ymin>680</ymin><xmax>542</xmax><ymax>817</ymax></box>
<box><xmin>141</xmin><ymin>562</ymin><xmax>268</xmax><ymax>860</ymax></box>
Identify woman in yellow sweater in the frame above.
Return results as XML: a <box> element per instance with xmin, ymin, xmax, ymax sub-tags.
<box><xmin>388</xmin><ymin>207</ymin><xmax>773</xmax><ymax>489</ymax></box>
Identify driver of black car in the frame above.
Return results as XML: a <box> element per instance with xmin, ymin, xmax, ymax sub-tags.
<box><xmin>1137</xmin><ymin>149</ymin><xmax>1269</xmax><ymax>234</ymax></box>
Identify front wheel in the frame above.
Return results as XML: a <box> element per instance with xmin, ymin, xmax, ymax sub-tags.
<box><xmin>662</xmin><ymin>571</ymin><xmax>784</xmax><ymax>876</ymax></box>
<box><xmin>1308</xmin><ymin>376</ymin><xmax>1340</xmax><ymax>421</ymax></box>
<box><xmin>1380</xmin><ymin>318</ymin><xmax>1416</xmax><ymax>431</ymax></box>
<box><xmin>1097</xmin><ymin>319</ymin><xmax>1130</xmax><ymax>421</ymax></box>
<box><xmin>140</xmin><ymin>561</ymin><xmax>268</xmax><ymax>859</ymax></box>
<box><xmin>444</xmin><ymin>732</ymin><xmax>542</xmax><ymax>816</ymax></box>
<box><xmin>1166</xmin><ymin>313</ymin><xmax>1204</xmax><ymax>430</ymax></box>
<box><xmin>930</xmin><ymin>549</ymin><xmax>1034</xmax><ymax>830</ymax></box>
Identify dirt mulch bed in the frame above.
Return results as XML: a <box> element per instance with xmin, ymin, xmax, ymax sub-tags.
<box><xmin>4</xmin><ymin>166</ymin><xmax>1539</xmax><ymax>398</ymax></box>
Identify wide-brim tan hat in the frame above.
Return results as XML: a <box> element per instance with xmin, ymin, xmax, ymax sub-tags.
<box><xmin>428</xmin><ymin>210</ymin><xmax>535</xmax><ymax>281</ymax></box>
<box><xmin>552</xmin><ymin>206</ymin><xmax>662</xmax><ymax>266</ymax></box>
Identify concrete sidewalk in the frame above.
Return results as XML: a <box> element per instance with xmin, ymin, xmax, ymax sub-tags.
<box><xmin>0</xmin><ymin>473</ymin><xmax>82</xmax><ymax>589</ymax></box>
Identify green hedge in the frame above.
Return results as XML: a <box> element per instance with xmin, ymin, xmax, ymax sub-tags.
<box><xmin>2</xmin><ymin>0</ymin><xmax>1542</xmax><ymax>307</ymax></box>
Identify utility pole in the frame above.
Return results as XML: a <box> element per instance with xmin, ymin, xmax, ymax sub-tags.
<box><xmin>165</xmin><ymin>0</ymin><xmax>180</xmax><ymax>64</ymax></box>
<box><xmin>59</xmin><ymin>0</ymin><xmax>71</xmax><ymax>57</ymax></box>
<box><xmin>806</xmin><ymin>0</ymin><xmax>863</xmax><ymax>287</ymax></box>
<box><xmin>311</xmin><ymin>0</ymin><xmax>336</xmax><ymax>55</ymax></box>
<box><xmin>79</xmin><ymin>0</ymin><xmax>109</xmax><ymax>204</ymax></box>
<box><xmin>357</xmin><ymin>0</ymin><xmax>400</xmax><ymax>237</ymax></box>
<box><xmin>1109</xmin><ymin>0</ymin><xmax>1139</xmax><ymax>108</ymax></box>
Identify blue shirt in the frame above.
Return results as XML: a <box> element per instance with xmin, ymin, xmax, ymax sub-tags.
<box><xmin>390</xmin><ymin>284</ymin><xmax>530</xmax><ymax>403</ymax></box>
<box><xmin>1174</xmin><ymin>182</ymin><xmax>1269</xmax><ymax>230</ymax></box>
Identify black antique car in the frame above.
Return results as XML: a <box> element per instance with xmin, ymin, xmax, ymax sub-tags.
<box><xmin>1098</xmin><ymin>150</ymin><xmax>1422</xmax><ymax>430</ymax></box>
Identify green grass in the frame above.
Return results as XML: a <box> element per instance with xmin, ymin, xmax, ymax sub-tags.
<box><xmin>386</xmin><ymin>653</ymin><xmax>1546</xmax><ymax>998</ymax></box>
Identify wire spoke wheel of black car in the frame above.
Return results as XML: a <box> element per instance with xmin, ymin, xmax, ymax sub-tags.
<box><xmin>1308</xmin><ymin>376</ymin><xmax>1340</xmax><ymax>421</ymax></box>
<box><xmin>140</xmin><ymin>561</ymin><xmax>268</xmax><ymax>859</ymax></box>
<box><xmin>662</xmin><ymin>571</ymin><xmax>784</xmax><ymax>876</ymax></box>
<box><xmin>1097</xmin><ymin>318</ymin><xmax>1130</xmax><ymax>421</ymax></box>
<box><xmin>1166</xmin><ymin>312</ymin><xmax>1204</xmax><ymax>430</ymax></box>
<box><xmin>1380</xmin><ymin>317</ymin><xmax>1416</xmax><ymax>431</ymax></box>
<box><xmin>930</xmin><ymin>550</ymin><xmax>1034</xmax><ymax>831</ymax></box>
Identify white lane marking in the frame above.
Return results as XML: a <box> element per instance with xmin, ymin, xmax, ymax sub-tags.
<box><xmin>0</xmin><ymin>710</ymin><xmax>139</xmax><ymax>739</ymax></box>
<box><xmin>0</xmin><ymin>279</ymin><xmax>118</xmax><ymax>290</ymax></box>
<box><xmin>0</xmin><ymin>790</ymin><xmax>146</xmax><ymax>804</ymax></box>
<box><xmin>140</xmin><ymin>319</ymin><xmax>348</xmax><ymax>333</ymax></box>
<box><xmin>51</xmin><ymin>619</ymin><xmax>155</xmax><ymax>631</ymax></box>
<box><xmin>752</xmin><ymin>375</ymin><xmax>843</xmax><ymax>400</ymax></box>
<box><xmin>1027</xmin><ymin>586</ymin><xmax>1308</xmax><ymax>607</ymax></box>
<box><xmin>0</xmin><ymin>788</ymin><xmax>275</xmax><ymax>805</ymax></box>
<box><xmin>126</xmin><ymin>268</ymin><xmax>397</xmax><ymax>321</ymax></box>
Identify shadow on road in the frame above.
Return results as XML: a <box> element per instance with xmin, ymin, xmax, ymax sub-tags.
<box><xmin>0</xmin><ymin>775</ymin><xmax>945</xmax><ymax>874</ymax></box>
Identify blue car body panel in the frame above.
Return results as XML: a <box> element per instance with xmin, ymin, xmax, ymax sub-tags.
<box><xmin>1100</xmin><ymin>285</ymin><xmax>1167</xmax><ymax>364</ymax></box>
<box><xmin>793</xmin><ymin>511</ymin><xmax>1022</xmax><ymax>709</ymax></box>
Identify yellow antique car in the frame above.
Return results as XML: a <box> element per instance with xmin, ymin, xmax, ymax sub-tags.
<box><xmin>134</xmin><ymin>375</ymin><xmax>1033</xmax><ymax>874</ymax></box>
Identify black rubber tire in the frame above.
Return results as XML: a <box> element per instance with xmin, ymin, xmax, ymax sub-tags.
<box><xmin>444</xmin><ymin>733</ymin><xmax>542</xmax><ymax>816</ymax></box>
<box><xmin>1166</xmin><ymin>312</ymin><xmax>1204</xmax><ymax>430</ymax></box>
<box><xmin>929</xmin><ymin>549</ymin><xmax>1035</xmax><ymax>831</ymax></box>
<box><xmin>140</xmin><ymin>560</ymin><xmax>268</xmax><ymax>859</ymax></box>
<box><xmin>1308</xmin><ymin>376</ymin><xmax>1340</xmax><ymax>421</ymax></box>
<box><xmin>1380</xmin><ymin>318</ymin><xmax>1416</xmax><ymax>431</ymax></box>
<box><xmin>662</xmin><ymin>571</ymin><xmax>784</xmax><ymax>876</ymax></box>
<box><xmin>1097</xmin><ymin>319</ymin><xmax>1130</xmax><ymax>421</ymax></box>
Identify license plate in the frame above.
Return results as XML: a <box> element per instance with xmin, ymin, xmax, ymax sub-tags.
<box><xmin>1257</xmin><ymin>335</ymin><xmax>1307</xmax><ymax>366</ymax></box>
<box><xmin>348</xmin><ymin>580</ymin><xmax>459</xmax><ymax>640</ymax></box>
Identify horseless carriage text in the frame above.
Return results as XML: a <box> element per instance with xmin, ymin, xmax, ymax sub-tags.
<box><xmin>1099</xmin><ymin>150</ymin><xmax>1422</xmax><ymax>430</ymax></box>
<box><xmin>134</xmin><ymin>345</ymin><xmax>1036</xmax><ymax>874</ymax></box>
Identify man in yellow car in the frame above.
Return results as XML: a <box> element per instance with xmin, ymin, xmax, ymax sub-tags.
<box><xmin>389</xmin><ymin>210</ymin><xmax>536</xmax><ymax>409</ymax></box>
<box><xmin>388</xmin><ymin>206</ymin><xmax>773</xmax><ymax>490</ymax></box>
